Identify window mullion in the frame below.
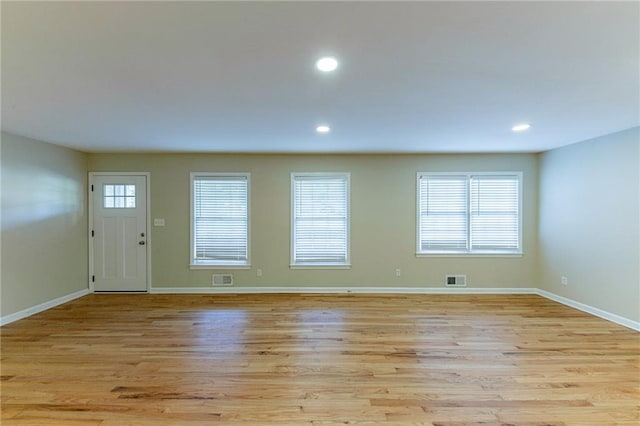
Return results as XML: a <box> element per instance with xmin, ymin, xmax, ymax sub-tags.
<box><xmin>466</xmin><ymin>176</ymin><xmax>472</xmax><ymax>252</ymax></box>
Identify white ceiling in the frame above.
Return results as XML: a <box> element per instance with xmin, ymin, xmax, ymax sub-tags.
<box><xmin>2</xmin><ymin>1</ymin><xmax>638</xmax><ymax>154</ymax></box>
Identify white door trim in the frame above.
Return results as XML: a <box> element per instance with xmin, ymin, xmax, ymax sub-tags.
<box><xmin>88</xmin><ymin>172</ymin><xmax>151</xmax><ymax>293</ymax></box>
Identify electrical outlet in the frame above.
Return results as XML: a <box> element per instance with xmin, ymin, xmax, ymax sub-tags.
<box><xmin>395</xmin><ymin>268</ymin><xmax>401</xmax><ymax>277</ymax></box>
<box><xmin>257</xmin><ymin>268</ymin><xmax>263</xmax><ymax>277</ymax></box>
<box><xmin>561</xmin><ymin>276</ymin><xmax>568</xmax><ymax>285</ymax></box>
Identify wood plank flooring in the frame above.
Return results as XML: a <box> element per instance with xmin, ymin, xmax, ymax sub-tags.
<box><xmin>1</xmin><ymin>294</ymin><xmax>638</xmax><ymax>425</ymax></box>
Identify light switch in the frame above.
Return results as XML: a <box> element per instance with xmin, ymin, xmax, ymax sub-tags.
<box><xmin>153</xmin><ymin>218</ymin><xmax>165</xmax><ymax>227</ymax></box>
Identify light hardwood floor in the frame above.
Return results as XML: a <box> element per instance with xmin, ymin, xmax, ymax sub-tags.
<box><xmin>1</xmin><ymin>294</ymin><xmax>638</xmax><ymax>425</ymax></box>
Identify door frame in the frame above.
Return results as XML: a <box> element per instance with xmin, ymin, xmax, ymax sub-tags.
<box><xmin>88</xmin><ymin>172</ymin><xmax>151</xmax><ymax>293</ymax></box>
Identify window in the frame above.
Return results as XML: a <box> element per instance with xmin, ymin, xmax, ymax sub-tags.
<box><xmin>103</xmin><ymin>184</ymin><xmax>136</xmax><ymax>208</ymax></box>
<box><xmin>190</xmin><ymin>173</ymin><xmax>249</xmax><ymax>267</ymax></box>
<box><xmin>417</xmin><ymin>173</ymin><xmax>522</xmax><ymax>255</ymax></box>
<box><xmin>291</xmin><ymin>173</ymin><xmax>350</xmax><ymax>267</ymax></box>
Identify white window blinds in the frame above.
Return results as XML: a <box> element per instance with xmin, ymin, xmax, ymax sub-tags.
<box><xmin>470</xmin><ymin>176</ymin><xmax>520</xmax><ymax>251</ymax></box>
<box><xmin>192</xmin><ymin>174</ymin><xmax>249</xmax><ymax>266</ymax></box>
<box><xmin>292</xmin><ymin>174</ymin><xmax>350</xmax><ymax>265</ymax></box>
<box><xmin>418</xmin><ymin>173</ymin><xmax>521</xmax><ymax>254</ymax></box>
<box><xmin>418</xmin><ymin>176</ymin><xmax>468</xmax><ymax>251</ymax></box>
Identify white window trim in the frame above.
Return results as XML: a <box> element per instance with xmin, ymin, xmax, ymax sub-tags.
<box><xmin>290</xmin><ymin>172</ymin><xmax>351</xmax><ymax>268</ymax></box>
<box><xmin>290</xmin><ymin>265</ymin><xmax>352</xmax><ymax>270</ymax></box>
<box><xmin>189</xmin><ymin>265</ymin><xmax>252</xmax><ymax>270</ymax></box>
<box><xmin>190</xmin><ymin>172</ymin><xmax>251</xmax><ymax>269</ymax></box>
<box><xmin>416</xmin><ymin>171</ymin><xmax>523</xmax><ymax>256</ymax></box>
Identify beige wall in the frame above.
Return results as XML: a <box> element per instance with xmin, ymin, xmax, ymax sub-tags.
<box><xmin>89</xmin><ymin>153</ymin><xmax>539</xmax><ymax>289</ymax></box>
<box><xmin>1</xmin><ymin>132</ymin><xmax>88</xmax><ymax>316</ymax></box>
<box><xmin>4</xmin><ymin>128</ymin><xmax>638</xmax><ymax>324</ymax></box>
<box><xmin>539</xmin><ymin>127</ymin><xmax>640</xmax><ymax>322</ymax></box>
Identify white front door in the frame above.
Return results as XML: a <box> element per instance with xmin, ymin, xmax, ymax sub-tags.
<box><xmin>92</xmin><ymin>175</ymin><xmax>148</xmax><ymax>292</ymax></box>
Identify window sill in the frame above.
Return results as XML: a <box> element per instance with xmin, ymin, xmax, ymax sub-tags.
<box><xmin>416</xmin><ymin>253</ymin><xmax>522</xmax><ymax>258</ymax></box>
<box><xmin>290</xmin><ymin>264</ymin><xmax>352</xmax><ymax>270</ymax></box>
<box><xmin>190</xmin><ymin>264</ymin><xmax>251</xmax><ymax>270</ymax></box>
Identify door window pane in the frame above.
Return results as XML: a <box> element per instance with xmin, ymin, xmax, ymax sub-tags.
<box><xmin>103</xmin><ymin>184</ymin><xmax>136</xmax><ymax>209</ymax></box>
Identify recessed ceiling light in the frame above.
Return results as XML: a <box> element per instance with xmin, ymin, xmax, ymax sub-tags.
<box><xmin>316</xmin><ymin>57</ymin><xmax>338</xmax><ymax>72</ymax></box>
<box><xmin>512</xmin><ymin>123</ymin><xmax>531</xmax><ymax>132</ymax></box>
<box><xmin>316</xmin><ymin>125</ymin><xmax>331</xmax><ymax>133</ymax></box>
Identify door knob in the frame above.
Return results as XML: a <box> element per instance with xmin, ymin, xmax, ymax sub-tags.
<box><xmin>139</xmin><ymin>241</ymin><xmax>146</xmax><ymax>245</ymax></box>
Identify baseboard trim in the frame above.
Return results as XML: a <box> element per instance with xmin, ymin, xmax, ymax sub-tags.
<box><xmin>150</xmin><ymin>286</ymin><xmax>537</xmax><ymax>295</ymax></box>
<box><xmin>0</xmin><ymin>288</ymin><xmax>90</xmax><ymax>326</ymax></box>
<box><xmin>3</xmin><ymin>286</ymin><xmax>636</xmax><ymax>332</ymax></box>
<box><xmin>151</xmin><ymin>286</ymin><xmax>638</xmax><ymax>331</ymax></box>
<box><xmin>536</xmin><ymin>289</ymin><xmax>640</xmax><ymax>332</ymax></box>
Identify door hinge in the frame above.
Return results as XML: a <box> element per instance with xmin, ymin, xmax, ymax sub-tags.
<box><xmin>91</xmin><ymin>230</ymin><xmax>94</xmax><ymax>237</ymax></box>
<box><xmin>91</xmin><ymin>184</ymin><xmax>94</xmax><ymax>191</ymax></box>
<box><xmin>92</xmin><ymin>275</ymin><xmax>95</xmax><ymax>282</ymax></box>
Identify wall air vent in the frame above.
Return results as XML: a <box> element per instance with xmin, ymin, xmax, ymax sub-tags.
<box><xmin>445</xmin><ymin>275</ymin><xmax>467</xmax><ymax>287</ymax></box>
<box><xmin>212</xmin><ymin>274</ymin><xmax>233</xmax><ymax>286</ymax></box>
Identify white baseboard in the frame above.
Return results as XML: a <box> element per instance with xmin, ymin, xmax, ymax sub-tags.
<box><xmin>0</xmin><ymin>288</ymin><xmax>89</xmax><ymax>326</ymax></box>
<box><xmin>150</xmin><ymin>286</ymin><xmax>537</xmax><ymax>295</ymax></box>
<box><xmin>151</xmin><ymin>286</ymin><xmax>639</xmax><ymax>331</ymax></box>
<box><xmin>535</xmin><ymin>289</ymin><xmax>640</xmax><ymax>332</ymax></box>
<box><xmin>3</xmin><ymin>286</ymin><xmax>636</xmax><ymax>333</ymax></box>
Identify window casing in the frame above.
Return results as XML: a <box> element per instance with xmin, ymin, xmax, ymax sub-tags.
<box><xmin>417</xmin><ymin>172</ymin><xmax>522</xmax><ymax>255</ymax></box>
<box><xmin>190</xmin><ymin>173</ymin><xmax>250</xmax><ymax>267</ymax></box>
<box><xmin>291</xmin><ymin>173</ymin><xmax>350</xmax><ymax>267</ymax></box>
